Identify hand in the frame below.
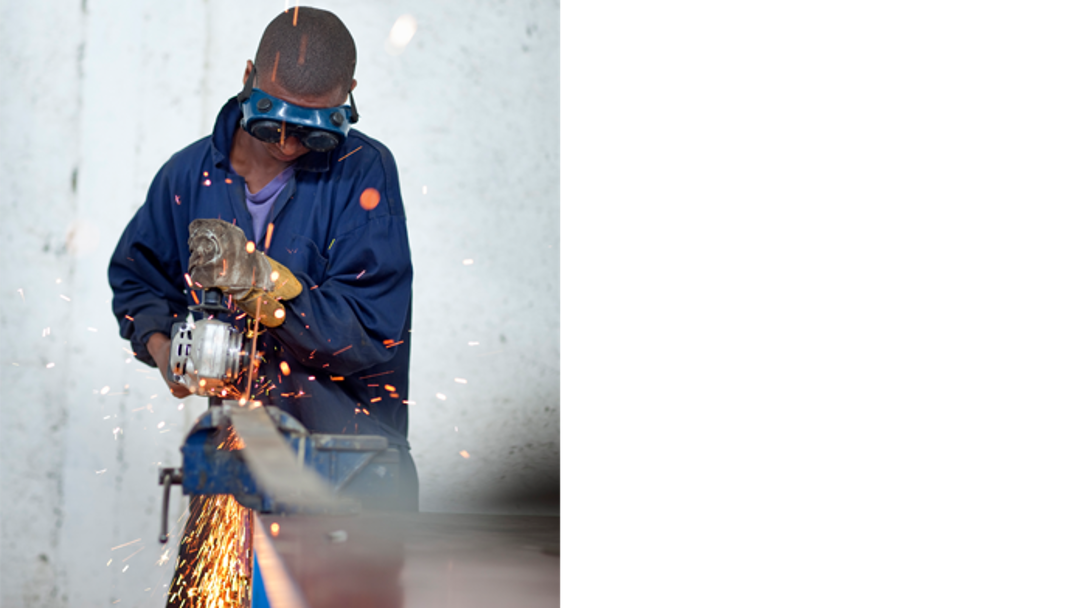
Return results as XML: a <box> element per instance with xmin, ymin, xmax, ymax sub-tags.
<box><xmin>146</xmin><ymin>332</ymin><xmax>192</xmax><ymax>399</ymax></box>
<box><xmin>187</xmin><ymin>218</ymin><xmax>274</xmax><ymax>295</ymax></box>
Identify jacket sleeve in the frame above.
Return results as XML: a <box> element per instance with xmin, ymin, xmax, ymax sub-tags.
<box><xmin>270</xmin><ymin>151</ymin><xmax>413</xmax><ymax>377</ymax></box>
<box><xmin>108</xmin><ymin>162</ymin><xmax>189</xmax><ymax>366</ymax></box>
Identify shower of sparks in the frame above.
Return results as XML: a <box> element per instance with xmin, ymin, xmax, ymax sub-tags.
<box><xmin>459</xmin><ymin>450</ymin><xmax>470</xmax><ymax>459</ymax></box>
<box><xmin>337</xmin><ymin>146</ymin><xmax>363</xmax><ymax>162</ymax></box>
<box><xmin>167</xmin><ymin>429</ymin><xmax>253</xmax><ymax>608</ymax></box>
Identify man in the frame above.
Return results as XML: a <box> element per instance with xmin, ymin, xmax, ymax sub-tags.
<box><xmin>108</xmin><ymin>7</ymin><xmax>417</xmax><ymax>510</ymax></box>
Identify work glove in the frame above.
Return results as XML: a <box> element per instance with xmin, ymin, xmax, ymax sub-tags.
<box><xmin>187</xmin><ymin>218</ymin><xmax>302</xmax><ymax>327</ymax></box>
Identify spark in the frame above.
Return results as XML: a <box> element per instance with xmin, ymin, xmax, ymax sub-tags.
<box><xmin>88</xmin><ymin>327</ymin><xmax>98</xmax><ymax>332</ymax></box>
<box><xmin>337</xmin><ymin>146</ymin><xmax>363</xmax><ymax>162</ymax></box>
<box><xmin>360</xmin><ymin>188</ymin><xmax>381</xmax><ymax>210</ymax></box>
<box><xmin>310</xmin><ymin>284</ymin><xmax>319</xmax><ymax>290</ymax></box>
<box><xmin>371</xmin><ymin>397</ymin><xmax>382</xmax><ymax>403</ymax></box>
<box><xmin>122</xmin><ymin>546</ymin><xmax>146</xmax><ymax>562</ymax></box>
<box><xmin>125</xmin><ymin>315</ymin><xmax>134</xmax><ymax>321</ymax></box>
<box><xmin>96</xmin><ymin>469</ymin><xmax>107</xmax><ymax>474</ymax></box>
<box><xmin>178</xmin><ymin>403</ymin><xmax>184</xmax><ymax>410</ymax></box>
<box><xmin>388</xmin><ymin>14</ymin><xmax>419</xmax><ymax>49</ymax></box>
<box><xmin>454</xmin><ymin>378</ymin><xmax>467</xmax><ymax>384</ymax></box>
<box><xmin>292</xmin><ymin>4</ymin><xmax>299</xmax><ymax>26</ymax></box>
<box><xmin>384</xmin><ymin>340</ymin><xmax>404</xmax><ymax>348</ymax></box>
<box><xmin>46</xmin><ymin>362</ymin><xmax>55</xmax><ymax>369</ymax></box>
<box><xmin>156</xmin><ymin>549</ymin><xmax>171</xmax><ymax>566</ymax></box>
<box><xmin>184</xmin><ymin>273</ymin><xmax>193</xmax><ymax>288</ymax></box>
<box><xmin>245</xmin><ymin>241</ymin><xmax>255</xmax><ymax>254</ymax></box>
<box><xmin>273</xmin><ymin>308</ymin><xmax>285</xmax><ymax>320</ymax></box>
<box><xmin>203</xmin><ymin>179</ymin><xmax>211</xmax><ymax>186</ymax></box>
<box><xmin>107</xmin><ymin>559</ymin><xmax>113</xmax><ymax>566</ymax></box>
<box><xmin>468</xmin><ymin>341</ymin><xmax>479</xmax><ymax>346</ymax></box>
<box><xmin>157</xmin><ymin>421</ymin><xmax>165</xmax><ymax>429</ymax></box>
<box><xmin>459</xmin><ymin>450</ymin><xmax>470</xmax><ymax>459</ymax></box>
<box><xmin>359</xmin><ymin>370</ymin><xmax>394</xmax><ymax>380</ymax></box>
<box><xmin>463</xmin><ymin>259</ymin><xmax>474</xmax><ymax>265</ymax></box>
<box><xmin>111</xmin><ymin>538</ymin><xmax>142</xmax><ymax>551</ymax></box>
<box><xmin>270</xmin><ymin>523</ymin><xmax>280</xmax><ymax>537</ymax></box>
<box><xmin>332</xmin><ymin>345</ymin><xmax>353</xmax><ymax>356</ymax></box>
<box><xmin>42</xmin><ymin>327</ymin><xmax>50</xmax><ymax>337</ymax></box>
<box><xmin>122</xmin><ymin>565</ymin><xmax>129</xmax><ymax>573</ymax></box>
<box><xmin>330</xmin><ymin>376</ymin><xmax>344</xmax><ymax>381</ymax></box>
<box><xmin>279</xmin><ymin>362</ymin><xmax>291</xmax><ymax>376</ymax></box>
<box><xmin>56</xmin><ymin>278</ymin><xmax>62</xmax><ymax>284</ymax></box>
<box><xmin>264</xmin><ymin>222</ymin><xmax>275</xmax><ymax>249</ymax></box>
<box><xmin>271</xmin><ymin>50</ymin><xmax>281</xmax><ymax>83</ymax></box>
<box><xmin>422</xmin><ymin>185</ymin><xmax>427</xmax><ymax>195</ymax></box>
<box><xmin>356</xmin><ymin>270</ymin><xmax>366</xmax><ymax>279</ymax></box>
<box><xmin>191</xmin><ymin>290</ymin><xmax>199</xmax><ymax>305</ymax></box>
<box><xmin>384</xmin><ymin>384</ymin><xmax>396</xmax><ymax>392</ymax></box>
<box><xmin>308</xmin><ymin>375</ymin><xmax>315</xmax><ymax>381</ymax></box>
<box><xmin>390</xmin><ymin>393</ymin><xmax>399</xmax><ymax>398</ymax></box>
<box><xmin>328</xmin><ymin>238</ymin><xmax>336</xmax><ymax>250</ymax></box>
<box><xmin>101</xmin><ymin>386</ymin><xmax>110</xmax><ymax>394</ymax></box>
<box><xmin>17</xmin><ymin>288</ymin><xmax>24</xmax><ymax>300</ymax></box>
<box><xmin>436</xmin><ymin>393</ymin><xmax>447</xmax><ymax>401</ymax></box>
<box><xmin>225</xmin><ymin>177</ymin><xmax>233</xmax><ymax>184</ymax></box>
<box><xmin>60</xmin><ymin>294</ymin><xmax>71</xmax><ymax>301</ymax></box>
<box><xmin>455</xmin><ymin>426</ymin><xmax>458</xmax><ymax>432</ymax></box>
<box><xmin>113</xmin><ymin>427</ymin><xmax>122</xmax><ymax>440</ymax></box>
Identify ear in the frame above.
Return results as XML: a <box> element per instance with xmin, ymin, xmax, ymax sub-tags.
<box><xmin>243</xmin><ymin>60</ymin><xmax>254</xmax><ymax>86</ymax></box>
<box><xmin>350</xmin><ymin>79</ymin><xmax>357</xmax><ymax>92</ymax></box>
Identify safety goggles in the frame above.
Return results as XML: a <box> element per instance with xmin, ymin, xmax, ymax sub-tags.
<box><xmin>237</xmin><ymin>67</ymin><xmax>360</xmax><ymax>152</ymax></box>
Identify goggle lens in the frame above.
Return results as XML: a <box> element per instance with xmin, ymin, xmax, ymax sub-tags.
<box><xmin>247</xmin><ymin>120</ymin><xmax>342</xmax><ymax>152</ymax></box>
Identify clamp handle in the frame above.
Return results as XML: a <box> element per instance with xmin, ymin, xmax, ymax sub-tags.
<box><xmin>158</xmin><ymin>467</ymin><xmax>184</xmax><ymax>544</ymax></box>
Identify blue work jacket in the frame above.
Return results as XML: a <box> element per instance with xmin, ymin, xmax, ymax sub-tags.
<box><xmin>109</xmin><ymin>97</ymin><xmax>413</xmax><ymax>447</ymax></box>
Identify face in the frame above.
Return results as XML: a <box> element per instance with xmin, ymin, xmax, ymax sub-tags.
<box><xmin>241</xmin><ymin>60</ymin><xmax>355</xmax><ymax>162</ymax></box>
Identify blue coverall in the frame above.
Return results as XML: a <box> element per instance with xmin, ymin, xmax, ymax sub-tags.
<box><xmin>109</xmin><ymin>96</ymin><xmax>417</xmax><ymax>508</ymax></box>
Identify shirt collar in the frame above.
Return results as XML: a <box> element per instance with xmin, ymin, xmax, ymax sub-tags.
<box><xmin>211</xmin><ymin>96</ymin><xmax>334</xmax><ymax>174</ymax></box>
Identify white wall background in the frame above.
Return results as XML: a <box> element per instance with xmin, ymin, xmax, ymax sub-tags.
<box><xmin>0</xmin><ymin>0</ymin><xmax>559</xmax><ymax>605</ymax></box>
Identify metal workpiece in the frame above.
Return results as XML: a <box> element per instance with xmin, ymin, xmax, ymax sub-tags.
<box><xmin>225</xmin><ymin>403</ymin><xmax>361</xmax><ymax>515</ymax></box>
<box><xmin>252</xmin><ymin>512</ymin><xmax>560</xmax><ymax>608</ymax></box>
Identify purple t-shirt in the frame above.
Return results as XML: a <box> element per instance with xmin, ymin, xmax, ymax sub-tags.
<box><xmin>245</xmin><ymin>165</ymin><xmax>295</xmax><ymax>245</ymax></box>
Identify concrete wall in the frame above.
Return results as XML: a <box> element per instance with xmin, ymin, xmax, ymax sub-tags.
<box><xmin>0</xmin><ymin>0</ymin><xmax>558</xmax><ymax>605</ymax></box>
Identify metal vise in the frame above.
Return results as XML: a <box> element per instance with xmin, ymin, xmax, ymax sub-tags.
<box><xmin>157</xmin><ymin>401</ymin><xmax>401</xmax><ymax>543</ymax></box>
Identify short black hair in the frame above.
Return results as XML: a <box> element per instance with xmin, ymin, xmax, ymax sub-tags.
<box><xmin>254</xmin><ymin>7</ymin><xmax>356</xmax><ymax>100</ymax></box>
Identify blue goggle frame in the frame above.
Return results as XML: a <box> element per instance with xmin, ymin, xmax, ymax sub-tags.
<box><xmin>237</xmin><ymin>67</ymin><xmax>359</xmax><ymax>152</ymax></box>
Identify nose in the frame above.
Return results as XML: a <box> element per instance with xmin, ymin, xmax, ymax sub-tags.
<box><xmin>279</xmin><ymin>135</ymin><xmax>307</xmax><ymax>156</ymax></box>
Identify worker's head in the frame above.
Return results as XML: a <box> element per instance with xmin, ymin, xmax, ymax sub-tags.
<box><xmin>239</xmin><ymin>7</ymin><xmax>359</xmax><ymax>160</ymax></box>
